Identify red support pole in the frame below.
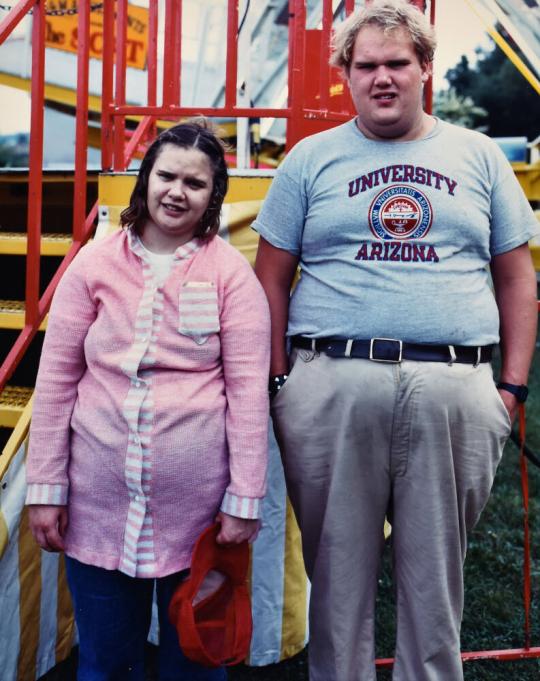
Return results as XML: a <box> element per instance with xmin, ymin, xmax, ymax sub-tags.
<box><xmin>147</xmin><ymin>0</ymin><xmax>158</xmax><ymax>108</ymax></box>
<box><xmin>345</xmin><ymin>0</ymin><xmax>355</xmax><ymax>16</ymax></box>
<box><xmin>424</xmin><ymin>0</ymin><xmax>435</xmax><ymax>114</ymax></box>
<box><xmin>319</xmin><ymin>0</ymin><xmax>333</xmax><ymax>111</ymax></box>
<box><xmin>287</xmin><ymin>0</ymin><xmax>295</xmax><ymax>111</ymax></box>
<box><xmin>163</xmin><ymin>0</ymin><xmax>181</xmax><ymax>107</ymax></box>
<box><xmin>225</xmin><ymin>0</ymin><xmax>239</xmax><ymax>109</ymax></box>
<box><xmin>113</xmin><ymin>0</ymin><xmax>128</xmax><ymax>170</ymax></box>
<box><xmin>0</xmin><ymin>201</ymin><xmax>99</xmax><ymax>391</ymax></box>
<box><xmin>146</xmin><ymin>0</ymin><xmax>159</xmax><ymax>144</ymax></box>
<box><xmin>101</xmin><ymin>0</ymin><xmax>115</xmax><ymax>170</ymax></box>
<box><xmin>173</xmin><ymin>0</ymin><xmax>182</xmax><ymax>106</ymax></box>
<box><xmin>38</xmin><ymin>203</ymin><xmax>99</xmax><ymax>320</ymax></box>
<box><xmin>0</xmin><ymin>0</ymin><xmax>35</xmax><ymax>44</ymax></box>
<box><xmin>25</xmin><ymin>0</ymin><xmax>45</xmax><ymax>329</ymax></box>
<box><xmin>73</xmin><ymin>0</ymin><xmax>90</xmax><ymax>242</ymax></box>
<box><xmin>123</xmin><ymin>116</ymin><xmax>155</xmax><ymax>168</ymax></box>
<box><xmin>287</xmin><ymin>0</ymin><xmax>306</xmax><ymax>150</ymax></box>
<box><xmin>518</xmin><ymin>403</ymin><xmax>532</xmax><ymax>649</ymax></box>
<box><xmin>110</xmin><ymin>104</ymin><xmax>291</xmax><ymax>118</ymax></box>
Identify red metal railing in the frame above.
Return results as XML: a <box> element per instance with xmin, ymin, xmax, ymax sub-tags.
<box><xmin>0</xmin><ymin>0</ymin><xmax>537</xmax><ymax>669</ymax></box>
<box><xmin>0</xmin><ymin>0</ymin><xmax>358</xmax><ymax>394</ymax></box>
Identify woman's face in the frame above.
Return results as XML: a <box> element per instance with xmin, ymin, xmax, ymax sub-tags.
<box><xmin>142</xmin><ymin>143</ymin><xmax>214</xmax><ymax>253</ymax></box>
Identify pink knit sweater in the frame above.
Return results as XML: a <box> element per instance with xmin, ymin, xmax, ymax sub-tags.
<box><xmin>26</xmin><ymin>230</ymin><xmax>270</xmax><ymax>577</ymax></box>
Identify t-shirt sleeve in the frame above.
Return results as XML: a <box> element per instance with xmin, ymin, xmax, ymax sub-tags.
<box><xmin>252</xmin><ymin>150</ymin><xmax>308</xmax><ymax>255</ymax></box>
<box><xmin>489</xmin><ymin>144</ymin><xmax>539</xmax><ymax>255</ymax></box>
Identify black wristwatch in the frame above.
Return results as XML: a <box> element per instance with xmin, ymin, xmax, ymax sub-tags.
<box><xmin>269</xmin><ymin>374</ymin><xmax>288</xmax><ymax>399</ymax></box>
<box><xmin>497</xmin><ymin>382</ymin><xmax>529</xmax><ymax>403</ymax></box>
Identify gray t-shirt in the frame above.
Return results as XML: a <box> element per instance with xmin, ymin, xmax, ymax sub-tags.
<box><xmin>253</xmin><ymin>118</ymin><xmax>538</xmax><ymax>345</ymax></box>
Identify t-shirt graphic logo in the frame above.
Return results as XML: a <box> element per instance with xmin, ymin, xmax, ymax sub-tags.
<box><xmin>369</xmin><ymin>185</ymin><xmax>433</xmax><ymax>241</ymax></box>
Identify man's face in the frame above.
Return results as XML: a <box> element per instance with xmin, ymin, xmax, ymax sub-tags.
<box><xmin>347</xmin><ymin>25</ymin><xmax>430</xmax><ymax>142</ymax></box>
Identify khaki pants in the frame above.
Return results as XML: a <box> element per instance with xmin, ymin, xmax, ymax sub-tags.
<box><xmin>271</xmin><ymin>349</ymin><xmax>511</xmax><ymax>681</ymax></box>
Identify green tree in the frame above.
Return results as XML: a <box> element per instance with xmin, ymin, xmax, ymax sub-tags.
<box><xmin>434</xmin><ymin>88</ymin><xmax>488</xmax><ymax>131</ymax></box>
<box><xmin>445</xmin><ymin>42</ymin><xmax>540</xmax><ymax>140</ymax></box>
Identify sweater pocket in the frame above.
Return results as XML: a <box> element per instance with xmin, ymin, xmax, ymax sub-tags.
<box><xmin>178</xmin><ymin>281</ymin><xmax>220</xmax><ymax>345</ymax></box>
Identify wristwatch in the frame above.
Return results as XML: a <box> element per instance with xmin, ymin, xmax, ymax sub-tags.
<box><xmin>496</xmin><ymin>382</ymin><xmax>528</xmax><ymax>403</ymax></box>
<box><xmin>269</xmin><ymin>374</ymin><xmax>288</xmax><ymax>399</ymax></box>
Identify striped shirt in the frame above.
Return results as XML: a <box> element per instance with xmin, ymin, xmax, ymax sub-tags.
<box><xmin>26</xmin><ymin>229</ymin><xmax>270</xmax><ymax>577</ymax></box>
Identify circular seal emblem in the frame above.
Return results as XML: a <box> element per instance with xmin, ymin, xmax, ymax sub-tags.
<box><xmin>369</xmin><ymin>185</ymin><xmax>433</xmax><ymax>241</ymax></box>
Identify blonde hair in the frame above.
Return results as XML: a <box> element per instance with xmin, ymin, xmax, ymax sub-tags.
<box><xmin>330</xmin><ymin>0</ymin><xmax>436</xmax><ymax>74</ymax></box>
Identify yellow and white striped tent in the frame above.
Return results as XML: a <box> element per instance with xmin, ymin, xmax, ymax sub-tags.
<box><xmin>0</xmin><ymin>171</ymin><xmax>309</xmax><ymax>680</ymax></box>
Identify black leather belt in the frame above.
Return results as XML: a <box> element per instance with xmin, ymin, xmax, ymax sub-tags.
<box><xmin>291</xmin><ymin>336</ymin><xmax>494</xmax><ymax>364</ymax></box>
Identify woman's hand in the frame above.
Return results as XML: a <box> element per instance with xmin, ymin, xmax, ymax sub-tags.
<box><xmin>28</xmin><ymin>505</ymin><xmax>68</xmax><ymax>552</ymax></box>
<box><xmin>215</xmin><ymin>512</ymin><xmax>261</xmax><ymax>545</ymax></box>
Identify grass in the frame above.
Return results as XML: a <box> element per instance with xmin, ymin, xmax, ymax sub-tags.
<box><xmin>40</xmin><ymin>349</ymin><xmax>540</xmax><ymax>681</ymax></box>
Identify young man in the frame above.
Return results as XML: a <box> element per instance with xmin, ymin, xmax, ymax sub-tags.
<box><xmin>254</xmin><ymin>1</ymin><xmax>538</xmax><ymax>679</ymax></box>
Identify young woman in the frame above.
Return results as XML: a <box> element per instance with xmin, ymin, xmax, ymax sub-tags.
<box><xmin>26</xmin><ymin>120</ymin><xmax>270</xmax><ymax>680</ymax></box>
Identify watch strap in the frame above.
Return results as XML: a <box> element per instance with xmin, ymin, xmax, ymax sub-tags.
<box><xmin>496</xmin><ymin>382</ymin><xmax>528</xmax><ymax>403</ymax></box>
<box><xmin>269</xmin><ymin>374</ymin><xmax>288</xmax><ymax>399</ymax></box>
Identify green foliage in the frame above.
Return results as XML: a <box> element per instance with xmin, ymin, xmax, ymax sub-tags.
<box><xmin>0</xmin><ymin>134</ymin><xmax>29</xmax><ymax>167</ymax></box>
<box><xmin>445</xmin><ymin>46</ymin><xmax>540</xmax><ymax>140</ymax></box>
<box><xmin>434</xmin><ymin>87</ymin><xmax>488</xmax><ymax>131</ymax></box>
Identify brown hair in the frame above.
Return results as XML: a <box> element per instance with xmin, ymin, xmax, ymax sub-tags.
<box><xmin>120</xmin><ymin>118</ymin><xmax>228</xmax><ymax>240</ymax></box>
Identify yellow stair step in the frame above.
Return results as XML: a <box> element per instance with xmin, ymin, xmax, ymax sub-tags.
<box><xmin>0</xmin><ymin>385</ymin><xmax>33</xmax><ymax>428</ymax></box>
<box><xmin>0</xmin><ymin>232</ymin><xmax>72</xmax><ymax>256</ymax></box>
<box><xmin>0</xmin><ymin>301</ymin><xmax>47</xmax><ymax>330</ymax></box>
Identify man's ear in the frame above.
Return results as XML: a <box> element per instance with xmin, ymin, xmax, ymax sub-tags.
<box><xmin>421</xmin><ymin>61</ymin><xmax>432</xmax><ymax>83</ymax></box>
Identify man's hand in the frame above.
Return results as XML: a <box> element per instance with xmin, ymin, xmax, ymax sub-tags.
<box><xmin>497</xmin><ymin>388</ymin><xmax>519</xmax><ymax>425</ymax></box>
<box><xmin>215</xmin><ymin>512</ymin><xmax>260</xmax><ymax>545</ymax></box>
<box><xmin>28</xmin><ymin>505</ymin><xmax>68</xmax><ymax>552</ymax></box>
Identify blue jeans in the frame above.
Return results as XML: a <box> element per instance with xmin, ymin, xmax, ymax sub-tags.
<box><xmin>65</xmin><ymin>556</ymin><xmax>227</xmax><ymax>681</ymax></box>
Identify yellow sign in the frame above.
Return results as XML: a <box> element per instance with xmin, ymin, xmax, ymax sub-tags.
<box><xmin>45</xmin><ymin>1</ymin><xmax>148</xmax><ymax>70</ymax></box>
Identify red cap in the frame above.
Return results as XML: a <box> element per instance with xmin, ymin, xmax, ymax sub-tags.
<box><xmin>168</xmin><ymin>523</ymin><xmax>252</xmax><ymax>668</ymax></box>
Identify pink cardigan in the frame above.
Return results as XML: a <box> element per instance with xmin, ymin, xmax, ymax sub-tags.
<box><xmin>26</xmin><ymin>230</ymin><xmax>270</xmax><ymax>577</ymax></box>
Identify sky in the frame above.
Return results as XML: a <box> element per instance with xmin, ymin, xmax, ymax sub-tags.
<box><xmin>0</xmin><ymin>0</ymin><xmax>494</xmax><ymax>136</ymax></box>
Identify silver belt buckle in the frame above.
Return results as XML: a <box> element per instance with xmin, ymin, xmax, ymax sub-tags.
<box><xmin>369</xmin><ymin>338</ymin><xmax>403</xmax><ymax>363</ymax></box>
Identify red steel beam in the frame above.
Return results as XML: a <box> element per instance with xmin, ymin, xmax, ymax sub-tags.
<box><xmin>375</xmin><ymin>648</ymin><xmax>540</xmax><ymax>669</ymax></box>
<box><xmin>163</xmin><ymin>0</ymin><xmax>181</xmax><ymax>106</ymax></box>
<box><xmin>0</xmin><ymin>0</ymin><xmax>35</xmax><ymax>44</ymax></box>
<box><xmin>319</xmin><ymin>0</ymin><xmax>333</xmax><ymax>111</ymax></box>
<box><xmin>147</xmin><ymin>0</ymin><xmax>158</xmax><ymax>107</ymax></box>
<box><xmin>113</xmin><ymin>0</ymin><xmax>128</xmax><ymax>170</ymax></box>
<box><xmin>287</xmin><ymin>0</ymin><xmax>294</xmax><ymax>111</ymax></box>
<box><xmin>0</xmin><ymin>325</ymin><xmax>37</xmax><ymax>392</ymax></box>
<box><xmin>25</xmin><ymin>0</ymin><xmax>45</xmax><ymax>329</ymax></box>
<box><xmin>461</xmin><ymin>647</ymin><xmax>540</xmax><ymax>662</ymax></box>
<box><xmin>145</xmin><ymin>0</ymin><xmax>159</xmax><ymax>145</ymax></box>
<box><xmin>0</xmin><ymin>202</ymin><xmax>98</xmax><ymax>393</ymax></box>
<box><xmin>100</xmin><ymin>0</ymin><xmax>115</xmax><ymax>170</ymax></box>
<box><xmin>162</xmin><ymin>0</ymin><xmax>174</xmax><ymax>106</ymax></box>
<box><xmin>425</xmin><ymin>0</ymin><xmax>435</xmax><ymax>114</ymax></box>
<box><xmin>173</xmin><ymin>0</ymin><xmax>182</xmax><ymax>105</ymax></box>
<box><xmin>287</xmin><ymin>0</ymin><xmax>307</xmax><ymax>149</ymax></box>
<box><xmin>72</xmin><ymin>0</ymin><xmax>90</xmax><ymax>242</ymax></box>
<box><xmin>225</xmin><ymin>0</ymin><xmax>239</xmax><ymax>108</ymax></box>
<box><xmin>123</xmin><ymin>116</ymin><xmax>155</xmax><ymax>167</ymax></box>
<box><xmin>38</xmin><ymin>204</ymin><xmax>98</xmax><ymax>320</ymax></box>
<box><xmin>109</xmin><ymin>105</ymin><xmax>292</xmax><ymax>118</ymax></box>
